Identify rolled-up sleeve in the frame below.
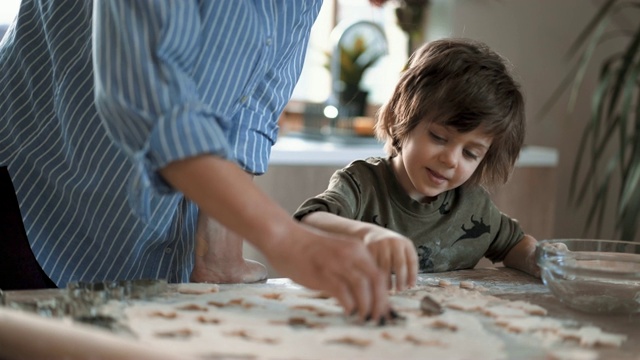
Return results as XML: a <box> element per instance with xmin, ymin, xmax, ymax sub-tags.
<box><xmin>91</xmin><ymin>1</ymin><xmax>322</xmax><ymax>220</ymax></box>
<box><xmin>227</xmin><ymin>1</ymin><xmax>322</xmax><ymax>174</ymax></box>
<box><xmin>92</xmin><ymin>0</ymin><xmax>233</xmax><ymax>196</ymax></box>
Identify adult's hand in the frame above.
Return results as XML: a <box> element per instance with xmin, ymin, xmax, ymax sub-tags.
<box><xmin>301</xmin><ymin>211</ymin><xmax>418</xmax><ymax>292</ymax></box>
<box><xmin>262</xmin><ymin>222</ymin><xmax>390</xmax><ymax>321</ymax></box>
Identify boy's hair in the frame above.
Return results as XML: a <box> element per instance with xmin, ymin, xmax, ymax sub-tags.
<box><xmin>375</xmin><ymin>38</ymin><xmax>525</xmax><ymax>188</ymax></box>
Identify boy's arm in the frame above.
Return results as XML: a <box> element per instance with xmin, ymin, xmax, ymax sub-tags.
<box><xmin>301</xmin><ymin>211</ymin><xmax>418</xmax><ymax>291</ymax></box>
<box><xmin>502</xmin><ymin>234</ymin><xmax>540</xmax><ymax>278</ymax></box>
<box><xmin>301</xmin><ymin>211</ymin><xmax>377</xmax><ymax>239</ymax></box>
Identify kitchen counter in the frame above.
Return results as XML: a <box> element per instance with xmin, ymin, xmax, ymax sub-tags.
<box><xmin>270</xmin><ymin>135</ymin><xmax>559</xmax><ymax>167</ymax></box>
<box><xmin>1</xmin><ymin>268</ymin><xmax>637</xmax><ymax>360</ymax></box>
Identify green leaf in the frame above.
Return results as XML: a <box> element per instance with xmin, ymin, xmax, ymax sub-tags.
<box><xmin>566</xmin><ymin>15</ymin><xmax>611</xmax><ymax>113</ymax></box>
<box><xmin>619</xmin><ymin>133</ymin><xmax>640</xmax><ymax>214</ymax></box>
<box><xmin>583</xmin><ymin>154</ymin><xmax>617</xmax><ymax>237</ymax></box>
<box><xmin>558</xmin><ymin>0</ymin><xmax>640</xmax><ymax>240</ymax></box>
<box><xmin>536</xmin><ymin>6</ymin><xmax>614</xmax><ymax>120</ymax></box>
<box><xmin>569</xmin><ymin>66</ymin><xmax>616</xmax><ymax>205</ymax></box>
<box><xmin>617</xmin><ymin>175</ymin><xmax>640</xmax><ymax>240</ymax></box>
<box><xmin>566</xmin><ymin>0</ymin><xmax>617</xmax><ymax>57</ymax></box>
<box><xmin>569</xmin><ymin>119</ymin><xmax>593</xmax><ymax>205</ymax></box>
<box><xmin>620</xmin><ymin>59</ymin><xmax>640</xmax><ymax>162</ymax></box>
<box><xmin>332</xmin><ymin>35</ymin><xmax>385</xmax><ymax>89</ymax></box>
<box><xmin>574</xmin><ymin>113</ymin><xmax>620</xmax><ymax>207</ymax></box>
<box><xmin>605</xmin><ymin>23</ymin><xmax>640</xmax><ymax>119</ymax></box>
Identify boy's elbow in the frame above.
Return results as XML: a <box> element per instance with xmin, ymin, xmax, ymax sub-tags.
<box><xmin>504</xmin><ymin>235</ymin><xmax>540</xmax><ymax>278</ymax></box>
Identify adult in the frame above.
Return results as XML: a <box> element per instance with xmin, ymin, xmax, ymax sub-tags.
<box><xmin>0</xmin><ymin>0</ymin><xmax>391</xmax><ymax>320</ymax></box>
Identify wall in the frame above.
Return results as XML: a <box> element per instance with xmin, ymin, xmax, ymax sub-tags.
<box><xmin>425</xmin><ymin>0</ymin><xmax>634</xmax><ymax>240</ymax></box>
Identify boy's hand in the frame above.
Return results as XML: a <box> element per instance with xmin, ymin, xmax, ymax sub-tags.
<box><xmin>362</xmin><ymin>227</ymin><xmax>418</xmax><ymax>292</ymax></box>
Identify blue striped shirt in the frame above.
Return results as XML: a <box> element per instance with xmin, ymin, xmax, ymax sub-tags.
<box><xmin>0</xmin><ymin>0</ymin><xmax>322</xmax><ymax>287</ymax></box>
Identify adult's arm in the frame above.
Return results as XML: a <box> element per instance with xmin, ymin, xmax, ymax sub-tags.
<box><xmin>91</xmin><ymin>1</ymin><xmax>390</xmax><ymax>320</ymax></box>
<box><xmin>160</xmin><ymin>155</ymin><xmax>390</xmax><ymax>320</ymax></box>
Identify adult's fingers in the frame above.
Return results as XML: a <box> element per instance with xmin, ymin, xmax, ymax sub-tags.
<box><xmin>346</xmin><ymin>249</ymin><xmax>389</xmax><ymax>321</ymax></box>
<box><xmin>375</xmin><ymin>244</ymin><xmax>392</xmax><ymax>285</ymax></box>
<box><xmin>329</xmin><ymin>275</ymin><xmax>355</xmax><ymax>315</ymax></box>
<box><xmin>405</xmin><ymin>243</ymin><xmax>419</xmax><ymax>288</ymax></box>
<box><xmin>392</xmin><ymin>246</ymin><xmax>408</xmax><ymax>292</ymax></box>
<box><xmin>266</xmin><ymin>228</ymin><xmax>389</xmax><ymax>323</ymax></box>
<box><xmin>339</xmin><ymin>268</ymin><xmax>372</xmax><ymax>320</ymax></box>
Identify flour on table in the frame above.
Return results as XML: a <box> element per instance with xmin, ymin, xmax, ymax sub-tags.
<box><xmin>482</xmin><ymin>301</ymin><xmax>547</xmax><ymax>318</ymax></box>
<box><xmin>495</xmin><ymin>315</ymin><xmax>566</xmax><ymax>333</ymax></box>
<box><xmin>482</xmin><ymin>305</ymin><xmax>530</xmax><ymax>318</ymax></box>
<box><xmin>459</xmin><ymin>280</ymin><xmax>476</xmax><ymax>289</ymax></box>
<box><xmin>105</xmin><ymin>281</ymin><xmax>626</xmax><ymax>360</ymax></box>
<box><xmin>175</xmin><ymin>283</ymin><xmax>219</xmax><ymax>295</ymax></box>
<box><xmin>495</xmin><ymin>315</ymin><xmax>627</xmax><ymax>349</ymax></box>
<box><xmin>548</xmin><ymin>348</ymin><xmax>599</xmax><ymax>360</ymax></box>
<box><xmin>505</xmin><ymin>300</ymin><xmax>548</xmax><ymax>315</ymax></box>
<box><xmin>558</xmin><ymin>326</ymin><xmax>627</xmax><ymax>347</ymax></box>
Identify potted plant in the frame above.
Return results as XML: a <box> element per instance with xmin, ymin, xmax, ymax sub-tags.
<box><xmin>393</xmin><ymin>0</ymin><xmax>431</xmax><ymax>56</ymax></box>
<box><xmin>339</xmin><ymin>35</ymin><xmax>384</xmax><ymax>115</ymax></box>
<box><xmin>327</xmin><ymin>33</ymin><xmax>386</xmax><ymax>117</ymax></box>
<box><xmin>541</xmin><ymin>0</ymin><xmax>640</xmax><ymax>240</ymax></box>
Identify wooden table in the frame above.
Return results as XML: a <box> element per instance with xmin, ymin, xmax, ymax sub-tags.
<box><xmin>420</xmin><ymin>268</ymin><xmax>640</xmax><ymax>359</ymax></box>
<box><xmin>1</xmin><ymin>268</ymin><xmax>638</xmax><ymax>360</ymax></box>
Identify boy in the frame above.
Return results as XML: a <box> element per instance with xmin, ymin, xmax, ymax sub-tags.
<box><xmin>294</xmin><ymin>38</ymin><xmax>540</xmax><ymax>292</ymax></box>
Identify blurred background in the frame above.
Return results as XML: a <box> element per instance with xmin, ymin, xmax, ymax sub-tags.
<box><xmin>283</xmin><ymin>0</ymin><xmax>640</xmax><ymax>246</ymax></box>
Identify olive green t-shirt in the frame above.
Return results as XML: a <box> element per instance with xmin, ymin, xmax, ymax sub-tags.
<box><xmin>294</xmin><ymin>157</ymin><xmax>524</xmax><ymax>272</ymax></box>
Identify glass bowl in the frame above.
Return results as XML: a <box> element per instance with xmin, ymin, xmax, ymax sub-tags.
<box><xmin>536</xmin><ymin>239</ymin><xmax>640</xmax><ymax>314</ymax></box>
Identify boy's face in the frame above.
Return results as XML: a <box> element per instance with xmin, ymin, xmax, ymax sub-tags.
<box><xmin>392</xmin><ymin>121</ymin><xmax>492</xmax><ymax>202</ymax></box>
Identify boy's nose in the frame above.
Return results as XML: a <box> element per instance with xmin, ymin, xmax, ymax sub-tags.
<box><xmin>439</xmin><ymin>149</ymin><xmax>458</xmax><ymax>168</ymax></box>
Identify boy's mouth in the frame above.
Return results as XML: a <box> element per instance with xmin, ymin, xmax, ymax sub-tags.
<box><xmin>426</xmin><ymin>168</ymin><xmax>447</xmax><ymax>184</ymax></box>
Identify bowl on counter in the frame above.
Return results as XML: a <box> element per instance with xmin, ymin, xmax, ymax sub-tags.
<box><xmin>536</xmin><ymin>239</ymin><xmax>640</xmax><ymax>314</ymax></box>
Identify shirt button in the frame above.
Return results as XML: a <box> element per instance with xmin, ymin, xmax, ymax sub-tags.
<box><xmin>240</xmin><ymin>95</ymin><xmax>249</xmax><ymax>103</ymax></box>
<box><xmin>164</xmin><ymin>248</ymin><xmax>172</xmax><ymax>254</ymax></box>
<box><xmin>265</xmin><ymin>37</ymin><xmax>272</xmax><ymax>46</ymax></box>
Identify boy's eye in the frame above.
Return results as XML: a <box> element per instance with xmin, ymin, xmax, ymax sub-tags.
<box><xmin>464</xmin><ymin>149</ymin><xmax>479</xmax><ymax>160</ymax></box>
<box><xmin>429</xmin><ymin>131</ymin><xmax>446</xmax><ymax>142</ymax></box>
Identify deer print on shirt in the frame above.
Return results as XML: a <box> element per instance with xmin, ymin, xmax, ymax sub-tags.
<box><xmin>453</xmin><ymin>215</ymin><xmax>490</xmax><ymax>244</ymax></box>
